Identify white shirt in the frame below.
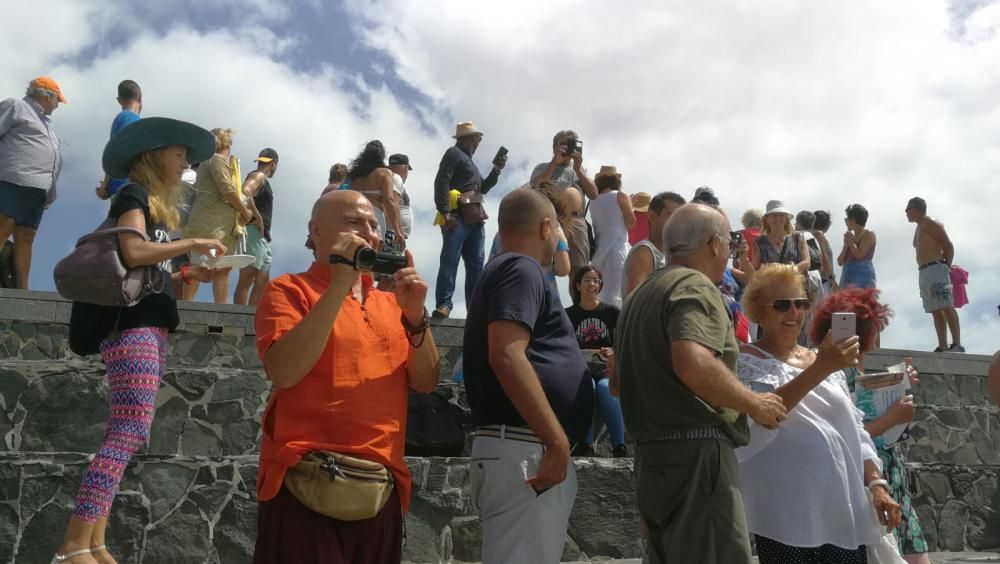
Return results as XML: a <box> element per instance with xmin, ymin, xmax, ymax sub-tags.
<box><xmin>736</xmin><ymin>349</ymin><xmax>882</xmax><ymax>549</ymax></box>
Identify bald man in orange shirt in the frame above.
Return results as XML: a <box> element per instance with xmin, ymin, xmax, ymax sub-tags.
<box><xmin>253</xmin><ymin>190</ymin><xmax>439</xmax><ymax>564</ymax></box>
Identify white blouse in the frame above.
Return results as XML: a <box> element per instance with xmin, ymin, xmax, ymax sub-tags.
<box><xmin>736</xmin><ymin>350</ymin><xmax>882</xmax><ymax>549</ymax></box>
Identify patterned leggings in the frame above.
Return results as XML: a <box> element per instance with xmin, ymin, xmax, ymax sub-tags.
<box><xmin>73</xmin><ymin>327</ymin><xmax>167</xmax><ymax>522</ymax></box>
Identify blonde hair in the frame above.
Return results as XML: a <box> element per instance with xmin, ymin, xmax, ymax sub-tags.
<box><xmin>128</xmin><ymin>150</ymin><xmax>181</xmax><ymax>231</ymax></box>
<box><xmin>761</xmin><ymin>212</ymin><xmax>793</xmax><ymax>235</ymax></box>
<box><xmin>211</xmin><ymin>128</ymin><xmax>234</xmax><ymax>152</ymax></box>
<box><xmin>742</xmin><ymin>263</ymin><xmax>804</xmax><ymax>323</ymax></box>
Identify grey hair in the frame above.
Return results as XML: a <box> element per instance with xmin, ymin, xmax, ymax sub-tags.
<box><xmin>663</xmin><ymin>204</ymin><xmax>727</xmax><ymax>262</ymax></box>
<box><xmin>25</xmin><ymin>87</ymin><xmax>57</xmax><ymax>100</ymax></box>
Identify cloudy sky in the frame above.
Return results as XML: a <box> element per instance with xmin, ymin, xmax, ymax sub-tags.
<box><xmin>5</xmin><ymin>0</ymin><xmax>998</xmax><ymax>354</ymax></box>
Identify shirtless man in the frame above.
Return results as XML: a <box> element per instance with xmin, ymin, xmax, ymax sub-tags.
<box><xmin>906</xmin><ymin>196</ymin><xmax>962</xmax><ymax>352</ymax></box>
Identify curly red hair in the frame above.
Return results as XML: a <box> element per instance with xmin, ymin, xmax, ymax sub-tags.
<box><xmin>810</xmin><ymin>288</ymin><xmax>892</xmax><ymax>351</ymax></box>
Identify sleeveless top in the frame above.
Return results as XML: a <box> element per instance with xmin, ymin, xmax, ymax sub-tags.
<box><xmin>844</xmin><ymin>232</ymin><xmax>875</xmax><ymax>263</ymax></box>
<box><xmin>754</xmin><ymin>234</ymin><xmax>801</xmax><ymax>265</ymax></box>
<box><xmin>620</xmin><ymin>239</ymin><xmax>666</xmax><ymax>303</ymax></box>
<box><xmin>251</xmin><ymin>175</ymin><xmax>273</xmax><ymax>241</ymax></box>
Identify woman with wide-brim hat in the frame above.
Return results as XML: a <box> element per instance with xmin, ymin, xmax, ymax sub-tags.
<box><xmin>56</xmin><ymin>118</ymin><xmax>227</xmax><ymax>564</ymax></box>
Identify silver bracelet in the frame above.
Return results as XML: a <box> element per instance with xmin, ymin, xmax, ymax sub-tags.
<box><xmin>866</xmin><ymin>478</ymin><xmax>890</xmax><ymax>492</ymax></box>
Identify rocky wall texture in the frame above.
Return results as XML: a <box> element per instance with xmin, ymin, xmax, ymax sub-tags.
<box><xmin>0</xmin><ymin>290</ymin><xmax>997</xmax><ymax>560</ymax></box>
<box><xmin>0</xmin><ymin>452</ymin><xmax>641</xmax><ymax>564</ymax></box>
<box><xmin>2</xmin><ymin>452</ymin><xmax>997</xmax><ymax>564</ymax></box>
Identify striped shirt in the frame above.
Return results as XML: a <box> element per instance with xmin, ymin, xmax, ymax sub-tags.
<box><xmin>0</xmin><ymin>97</ymin><xmax>62</xmax><ymax>204</ymax></box>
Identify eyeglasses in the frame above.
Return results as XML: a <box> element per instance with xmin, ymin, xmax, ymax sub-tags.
<box><xmin>581</xmin><ymin>277</ymin><xmax>602</xmax><ymax>284</ymax></box>
<box><xmin>769</xmin><ymin>298</ymin><xmax>811</xmax><ymax>312</ymax></box>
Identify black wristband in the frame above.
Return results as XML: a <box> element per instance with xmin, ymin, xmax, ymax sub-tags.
<box><xmin>401</xmin><ymin>308</ymin><xmax>430</xmax><ymax>335</ymax></box>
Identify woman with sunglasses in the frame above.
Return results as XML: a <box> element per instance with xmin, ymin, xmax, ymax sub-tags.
<box><xmin>812</xmin><ymin>288</ymin><xmax>929</xmax><ymax>564</ymax></box>
<box><xmin>735</xmin><ymin>264</ymin><xmax>900</xmax><ymax>563</ymax></box>
<box><xmin>565</xmin><ymin>266</ymin><xmax>627</xmax><ymax>457</ymax></box>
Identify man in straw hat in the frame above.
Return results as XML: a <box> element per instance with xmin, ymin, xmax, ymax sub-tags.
<box><xmin>530</xmin><ymin>129</ymin><xmax>599</xmax><ymax>275</ymax></box>
<box><xmin>432</xmin><ymin>121</ymin><xmax>507</xmax><ymax>319</ymax></box>
<box><xmin>0</xmin><ymin>75</ymin><xmax>66</xmax><ymax>289</ymax></box>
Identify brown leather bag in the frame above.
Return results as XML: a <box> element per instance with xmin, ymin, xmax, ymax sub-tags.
<box><xmin>457</xmin><ymin>191</ymin><xmax>488</xmax><ymax>225</ymax></box>
<box><xmin>53</xmin><ymin>217</ymin><xmax>169</xmax><ymax>307</ymax></box>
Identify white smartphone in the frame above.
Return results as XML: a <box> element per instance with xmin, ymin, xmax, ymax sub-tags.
<box><xmin>831</xmin><ymin>312</ymin><xmax>857</xmax><ymax>343</ymax></box>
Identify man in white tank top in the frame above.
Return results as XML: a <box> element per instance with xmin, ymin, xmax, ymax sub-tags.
<box><xmin>621</xmin><ymin>191</ymin><xmax>686</xmax><ymax>302</ymax></box>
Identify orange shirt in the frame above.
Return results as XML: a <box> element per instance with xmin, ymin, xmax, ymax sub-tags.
<box><xmin>255</xmin><ymin>262</ymin><xmax>412</xmax><ymax>512</ymax></box>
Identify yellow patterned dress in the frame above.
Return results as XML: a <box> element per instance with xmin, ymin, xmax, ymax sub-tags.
<box><xmin>181</xmin><ymin>153</ymin><xmax>243</xmax><ymax>255</ymax></box>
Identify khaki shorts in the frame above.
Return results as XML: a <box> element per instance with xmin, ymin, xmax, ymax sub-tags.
<box><xmin>919</xmin><ymin>262</ymin><xmax>953</xmax><ymax>312</ymax></box>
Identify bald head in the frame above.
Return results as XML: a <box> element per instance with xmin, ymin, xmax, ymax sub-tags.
<box><xmin>307</xmin><ymin>190</ymin><xmax>380</xmax><ymax>256</ymax></box>
<box><xmin>497</xmin><ymin>188</ymin><xmax>559</xmax><ymax>265</ymax></box>
<box><xmin>499</xmin><ymin>188</ymin><xmax>556</xmax><ymax>235</ymax></box>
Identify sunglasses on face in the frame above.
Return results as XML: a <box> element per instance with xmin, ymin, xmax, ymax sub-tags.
<box><xmin>769</xmin><ymin>298</ymin><xmax>811</xmax><ymax>312</ymax></box>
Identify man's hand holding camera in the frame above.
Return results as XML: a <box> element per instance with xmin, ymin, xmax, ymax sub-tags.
<box><xmin>325</xmin><ymin>232</ymin><xmax>372</xmax><ymax>295</ymax></box>
<box><xmin>393</xmin><ymin>250</ymin><xmax>429</xmax><ymax>326</ymax></box>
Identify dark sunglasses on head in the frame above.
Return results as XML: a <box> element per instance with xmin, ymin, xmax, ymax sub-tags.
<box><xmin>769</xmin><ymin>298</ymin><xmax>811</xmax><ymax>312</ymax></box>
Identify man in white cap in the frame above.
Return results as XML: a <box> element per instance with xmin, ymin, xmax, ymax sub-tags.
<box><xmin>0</xmin><ymin>76</ymin><xmax>66</xmax><ymax>289</ymax></box>
<box><xmin>432</xmin><ymin>121</ymin><xmax>507</xmax><ymax>318</ymax></box>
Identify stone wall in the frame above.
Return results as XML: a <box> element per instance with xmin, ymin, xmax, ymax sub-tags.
<box><xmin>0</xmin><ymin>289</ymin><xmax>997</xmax><ymax>562</ymax></box>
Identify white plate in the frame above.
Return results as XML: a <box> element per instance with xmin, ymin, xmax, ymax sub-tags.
<box><xmin>201</xmin><ymin>254</ymin><xmax>255</xmax><ymax>269</ymax></box>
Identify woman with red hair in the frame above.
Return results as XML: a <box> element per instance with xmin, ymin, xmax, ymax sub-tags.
<box><xmin>811</xmin><ymin>288</ymin><xmax>930</xmax><ymax>564</ymax></box>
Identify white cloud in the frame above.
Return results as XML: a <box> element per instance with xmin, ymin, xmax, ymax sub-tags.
<box><xmin>342</xmin><ymin>0</ymin><xmax>1000</xmax><ymax>353</ymax></box>
<box><xmin>4</xmin><ymin>0</ymin><xmax>998</xmax><ymax>354</ymax></box>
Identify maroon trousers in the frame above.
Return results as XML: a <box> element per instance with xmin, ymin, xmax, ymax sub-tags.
<box><xmin>253</xmin><ymin>485</ymin><xmax>403</xmax><ymax>564</ymax></box>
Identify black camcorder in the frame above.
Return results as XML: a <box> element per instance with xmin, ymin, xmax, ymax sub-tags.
<box><xmin>563</xmin><ymin>137</ymin><xmax>582</xmax><ymax>156</ymax></box>
<box><xmin>329</xmin><ymin>246</ymin><xmax>406</xmax><ymax>275</ymax></box>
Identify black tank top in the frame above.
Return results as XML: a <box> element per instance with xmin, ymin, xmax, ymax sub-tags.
<box><xmin>250</xmin><ymin>173</ymin><xmax>273</xmax><ymax>241</ymax></box>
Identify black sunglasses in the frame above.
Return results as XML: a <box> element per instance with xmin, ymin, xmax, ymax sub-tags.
<box><xmin>769</xmin><ymin>298</ymin><xmax>811</xmax><ymax>312</ymax></box>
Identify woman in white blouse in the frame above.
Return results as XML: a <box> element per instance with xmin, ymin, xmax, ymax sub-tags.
<box><xmin>737</xmin><ymin>264</ymin><xmax>900</xmax><ymax>563</ymax></box>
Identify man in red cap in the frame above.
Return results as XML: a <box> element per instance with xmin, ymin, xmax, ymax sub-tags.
<box><xmin>0</xmin><ymin>76</ymin><xmax>66</xmax><ymax>288</ymax></box>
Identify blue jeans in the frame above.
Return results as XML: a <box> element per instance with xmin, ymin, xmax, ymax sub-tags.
<box><xmin>585</xmin><ymin>377</ymin><xmax>626</xmax><ymax>446</ymax></box>
<box><xmin>435</xmin><ymin>221</ymin><xmax>485</xmax><ymax>311</ymax></box>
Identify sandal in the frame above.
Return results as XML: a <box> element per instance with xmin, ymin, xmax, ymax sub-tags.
<box><xmin>53</xmin><ymin>547</ymin><xmax>91</xmax><ymax>562</ymax></box>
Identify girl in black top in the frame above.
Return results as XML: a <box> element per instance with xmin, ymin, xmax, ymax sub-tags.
<box><xmin>57</xmin><ymin>118</ymin><xmax>226</xmax><ymax>564</ymax></box>
<box><xmin>564</xmin><ymin>266</ymin><xmax>627</xmax><ymax>457</ymax></box>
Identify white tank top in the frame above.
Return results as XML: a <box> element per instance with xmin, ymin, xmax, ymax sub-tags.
<box><xmin>620</xmin><ymin>239</ymin><xmax>666</xmax><ymax>303</ymax></box>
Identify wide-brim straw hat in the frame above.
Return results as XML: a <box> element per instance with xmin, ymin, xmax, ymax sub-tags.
<box><xmin>595</xmin><ymin>165</ymin><xmax>622</xmax><ymax>179</ymax></box>
<box><xmin>764</xmin><ymin>199</ymin><xmax>794</xmax><ymax>217</ymax></box>
<box><xmin>632</xmin><ymin>191</ymin><xmax>652</xmax><ymax>212</ymax></box>
<box><xmin>102</xmin><ymin>117</ymin><xmax>215</xmax><ymax>179</ymax></box>
<box><xmin>453</xmin><ymin>121</ymin><xmax>483</xmax><ymax>138</ymax></box>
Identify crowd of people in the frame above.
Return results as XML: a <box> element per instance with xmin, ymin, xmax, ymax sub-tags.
<box><xmin>0</xmin><ymin>75</ymin><xmax>975</xmax><ymax>564</ymax></box>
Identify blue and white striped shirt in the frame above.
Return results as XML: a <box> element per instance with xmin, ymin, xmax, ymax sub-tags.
<box><xmin>0</xmin><ymin>97</ymin><xmax>62</xmax><ymax>205</ymax></box>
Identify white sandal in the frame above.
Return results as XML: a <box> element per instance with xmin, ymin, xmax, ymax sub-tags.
<box><xmin>53</xmin><ymin>547</ymin><xmax>91</xmax><ymax>562</ymax></box>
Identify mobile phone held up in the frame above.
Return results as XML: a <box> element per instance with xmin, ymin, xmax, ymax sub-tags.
<box><xmin>831</xmin><ymin>312</ymin><xmax>857</xmax><ymax>343</ymax></box>
<box><xmin>494</xmin><ymin>146</ymin><xmax>508</xmax><ymax>162</ymax></box>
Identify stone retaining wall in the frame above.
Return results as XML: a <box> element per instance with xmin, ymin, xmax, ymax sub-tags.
<box><xmin>0</xmin><ymin>289</ymin><xmax>997</xmax><ymax>562</ymax></box>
